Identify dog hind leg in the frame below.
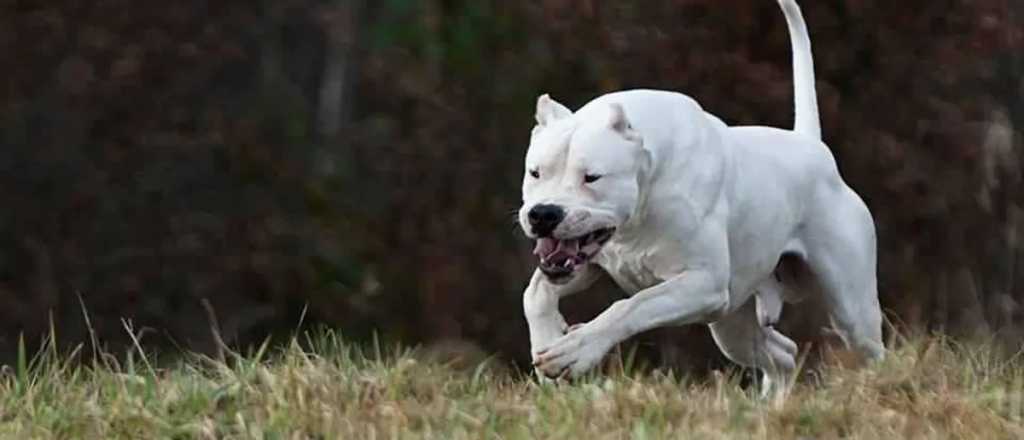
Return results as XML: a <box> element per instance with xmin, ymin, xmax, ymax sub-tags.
<box><xmin>803</xmin><ymin>190</ymin><xmax>885</xmax><ymax>361</ymax></box>
<box><xmin>709</xmin><ymin>297</ymin><xmax>798</xmax><ymax>399</ymax></box>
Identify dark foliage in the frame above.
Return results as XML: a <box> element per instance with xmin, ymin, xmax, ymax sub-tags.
<box><xmin>0</xmin><ymin>0</ymin><xmax>1021</xmax><ymax>370</ymax></box>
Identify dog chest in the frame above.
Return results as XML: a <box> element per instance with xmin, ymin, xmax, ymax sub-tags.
<box><xmin>594</xmin><ymin>244</ymin><xmax>665</xmax><ymax>295</ymax></box>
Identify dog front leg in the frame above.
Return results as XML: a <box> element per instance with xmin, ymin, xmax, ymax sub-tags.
<box><xmin>522</xmin><ymin>266</ymin><xmax>600</xmax><ymax>368</ymax></box>
<box><xmin>534</xmin><ymin>268</ymin><xmax>729</xmax><ymax>378</ymax></box>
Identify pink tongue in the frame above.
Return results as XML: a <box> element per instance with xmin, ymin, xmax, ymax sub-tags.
<box><xmin>533</xmin><ymin>238</ymin><xmax>557</xmax><ymax>257</ymax></box>
<box><xmin>534</xmin><ymin>238</ymin><xmax>580</xmax><ymax>262</ymax></box>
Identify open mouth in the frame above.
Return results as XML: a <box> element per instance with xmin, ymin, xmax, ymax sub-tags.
<box><xmin>533</xmin><ymin>227</ymin><xmax>616</xmax><ymax>280</ymax></box>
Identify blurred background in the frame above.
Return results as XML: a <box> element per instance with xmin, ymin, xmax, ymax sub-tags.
<box><xmin>0</xmin><ymin>0</ymin><xmax>1021</xmax><ymax>372</ymax></box>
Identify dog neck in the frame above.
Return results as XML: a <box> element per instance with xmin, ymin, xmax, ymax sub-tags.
<box><xmin>620</xmin><ymin>111</ymin><xmax>730</xmax><ymax>239</ymax></box>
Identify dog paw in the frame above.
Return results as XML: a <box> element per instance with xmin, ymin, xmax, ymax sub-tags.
<box><xmin>533</xmin><ymin>325</ymin><xmax>613</xmax><ymax>379</ymax></box>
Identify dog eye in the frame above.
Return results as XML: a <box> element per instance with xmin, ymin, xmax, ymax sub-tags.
<box><xmin>583</xmin><ymin>173</ymin><xmax>602</xmax><ymax>183</ymax></box>
<box><xmin>529</xmin><ymin>169</ymin><xmax>540</xmax><ymax>178</ymax></box>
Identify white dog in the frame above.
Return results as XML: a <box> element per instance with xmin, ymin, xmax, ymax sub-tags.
<box><xmin>518</xmin><ymin>0</ymin><xmax>884</xmax><ymax>395</ymax></box>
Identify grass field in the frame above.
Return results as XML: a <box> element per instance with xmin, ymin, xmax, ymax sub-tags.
<box><xmin>2</xmin><ymin>330</ymin><xmax>1024</xmax><ymax>439</ymax></box>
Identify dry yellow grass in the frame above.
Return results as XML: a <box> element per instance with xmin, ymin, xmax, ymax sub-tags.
<box><xmin>1</xmin><ymin>331</ymin><xmax>1023</xmax><ymax>439</ymax></box>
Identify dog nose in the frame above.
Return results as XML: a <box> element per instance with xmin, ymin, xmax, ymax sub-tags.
<box><xmin>527</xmin><ymin>204</ymin><xmax>565</xmax><ymax>237</ymax></box>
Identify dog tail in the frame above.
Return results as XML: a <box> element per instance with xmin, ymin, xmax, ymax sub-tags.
<box><xmin>777</xmin><ymin>0</ymin><xmax>822</xmax><ymax>140</ymax></box>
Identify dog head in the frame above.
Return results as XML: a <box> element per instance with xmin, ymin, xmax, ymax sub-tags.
<box><xmin>519</xmin><ymin>94</ymin><xmax>646</xmax><ymax>283</ymax></box>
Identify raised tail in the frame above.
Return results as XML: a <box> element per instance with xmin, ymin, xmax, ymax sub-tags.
<box><xmin>777</xmin><ymin>0</ymin><xmax>821</xmax><ymax>140</ymax></box>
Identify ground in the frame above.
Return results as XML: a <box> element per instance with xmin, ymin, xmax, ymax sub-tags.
<box><xmin>1</xmin><ymin>331</ymin><xmax>1023</xmax><ymax>439</ymax></box>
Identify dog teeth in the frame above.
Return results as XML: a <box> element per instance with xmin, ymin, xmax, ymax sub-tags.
<box><xmin>563</xmin><ymin>259</ymin><xmax>573</xmax><ymax>268</ymax></box>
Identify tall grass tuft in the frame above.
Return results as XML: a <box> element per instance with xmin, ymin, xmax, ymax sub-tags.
<box><xmin>0</xmin><ymin>328</ymin><xmax>1023</xmax><ymax>439</ymax></box>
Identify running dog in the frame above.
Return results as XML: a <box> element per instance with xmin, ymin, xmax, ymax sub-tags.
<box><xmin>518</xmin><ymin>0</ymin><xmax>884</xmax><ymax>396</ymax></box>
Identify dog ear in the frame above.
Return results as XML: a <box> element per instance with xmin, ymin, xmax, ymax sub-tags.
<box><xmin>535</xmin><ymin>94</ymin><xmax>572</xmax><ymax>126</ymax></box>
<box><xmin>608</xmin><ymin>103</ymin><xmax>639</xmax><ymax>140</ymax></box>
